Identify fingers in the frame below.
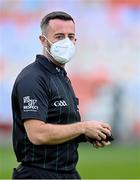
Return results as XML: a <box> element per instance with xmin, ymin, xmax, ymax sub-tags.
<box><xmin>94</xmin><ymin>134</ymin><xmax>102</xmax><ymax>141</ymax></box>
<box><xmin>93</xmin><ymin>140</ymin><xmax>111</xmax><ymax>148</ymax></box>
<box><xmin>97</xmin><ymin>127</ymin><xmax>111</xmax><ymax>140</ymax></box>
<box><xmin>101</xmin><ymin>122</ymin><xmax>111</xmax><ymax>131</ymax></box>
<box><xmin>101</xmin><ymin>141</ymin><xmax>111</xmax><ymax>146</ymax></box>
<box><xmin>94</xmin><ymin>141</ymin><xmax>104</xmax><ymax>148</ymax></box>
<box><xmin>84</xmin><ymin>120</ymin><xmax>112</xmax><ymax>141</ymax></box>
<box><xmin>98</xmin><ymin>131</ymin><xmax>107</xmax><ymax>140</ymax></box>
<box><xmin>99</xmin><ymin>122</ymin><xmax>112</xmax><ymax>138</ymax></box>
<box><xmin>100</xmin><ymin>127</ymin><xmax>111</xmax><ymax>137</ymax></box>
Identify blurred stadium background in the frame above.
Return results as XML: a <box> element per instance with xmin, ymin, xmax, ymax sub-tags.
<box><xmin>0</xmin><ymin>0</ymin><xmax>140</xmax><ymax>179</ymax></box>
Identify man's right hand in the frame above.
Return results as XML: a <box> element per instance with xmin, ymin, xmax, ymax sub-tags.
<box><xmin>82</xmin><ymin>120</ymin><xmax>111</xmax><ymax>141</ymax></box>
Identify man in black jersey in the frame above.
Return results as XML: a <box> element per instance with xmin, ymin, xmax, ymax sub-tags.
<box><xmin>12</xmin><ymin>11</ymin><xmax>112</xmax><ymax>179</ymax></box>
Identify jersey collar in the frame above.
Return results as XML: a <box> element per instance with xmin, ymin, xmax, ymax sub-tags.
<box><xmin>36</xmin><ymin>54</ymin><xmax>67</xmax><ymax>76</ymax></box>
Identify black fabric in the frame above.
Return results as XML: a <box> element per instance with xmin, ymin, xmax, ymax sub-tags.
<box><xmin>12</xmin><ymin>55</ymin><xmax>86</xmax><ymax>173</ymax></box>
<box><xmin>12</xmin><ymin>164</ymin><xmax>81</xmax><ymax>179</ymax></box>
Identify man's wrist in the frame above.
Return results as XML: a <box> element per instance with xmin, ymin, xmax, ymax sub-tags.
<box><xmin>77</xmin><ymin>121</ymin><xmax>86</xmax><ymax>135</ymax></box>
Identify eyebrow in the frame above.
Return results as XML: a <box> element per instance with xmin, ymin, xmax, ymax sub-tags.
<box><xmin>54</xmin><ymin>33</ymin><xmax>75</xmax><ymax>36</ymax></box>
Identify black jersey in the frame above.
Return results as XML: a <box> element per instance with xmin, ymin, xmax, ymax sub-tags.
<box><xmin>11</xmin><ymin>55</ymin><xmax>85</xmax><ymax>172</ymax></box>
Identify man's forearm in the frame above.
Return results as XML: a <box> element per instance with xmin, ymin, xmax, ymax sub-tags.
<box><xmin>24</xmin><ymin>120</ymin><xmax>85</xmax><ymax>145</ymax></box>
<box><xmin>24</xmin><ymin>119</ymin><xmax>111</xmax><ymax>145</ymax></box>
<box><xmin>38</xmin><ymin>122</ymin><xmax>86</xmax><ymax>145</ymax></box>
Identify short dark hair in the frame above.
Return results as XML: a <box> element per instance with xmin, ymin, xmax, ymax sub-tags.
<box><xmin>40</xmin><ymin>11</ymin><xmax>74</xmax><ymax>34</ymax></box>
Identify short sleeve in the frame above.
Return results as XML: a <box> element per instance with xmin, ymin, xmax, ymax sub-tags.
<box><xmin>16</xmin><ymin>75</ymin><xmax>49</xmax><ymax>122</ymax></box>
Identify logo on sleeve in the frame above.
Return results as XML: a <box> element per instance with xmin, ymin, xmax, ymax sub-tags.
<box><xmin>23</xmin><ymin>96</ymin><xmax>38</xmax><ymax>112</ymax></box>
<box><xmin>54</xmin><ymin>100</ymin><xmax>67</xmax><ymax>107</ymax></box>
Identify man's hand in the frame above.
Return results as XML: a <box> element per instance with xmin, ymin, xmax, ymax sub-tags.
<box><xmin>93</xmin><ymin>140</ymin><xmax>111</xmax><ymax>148</ymax></box>
<box><xmin>83</xmin><ymin>120</ymin><xmax>111</xmax><ymax>141</ymax></box>
<box><xmin>86</xmin><ymin>133</ymin><xmax>114</xmax><ymax>148</ymax></box>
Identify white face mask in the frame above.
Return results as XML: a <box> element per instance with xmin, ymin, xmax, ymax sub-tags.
<box><xmin>44</xmin><ymin>36</ymin><xmax>76</xmax><ymax>64</ymax></box>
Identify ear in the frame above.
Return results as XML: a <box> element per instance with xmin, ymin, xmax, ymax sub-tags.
<box><xmin>39</xmin><ymin>35</ymin><xmax>46</xmax><ymax>46</ymax></box>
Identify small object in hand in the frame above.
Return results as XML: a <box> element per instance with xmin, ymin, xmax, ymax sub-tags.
<box><xmin>87</xmin><ymin>134</ymin><xmax>114</xmax><ymax>143</ymax></box>
<box><xmin>105</xmin><ymin>134</ymin><xmax>114</xmax><ymax>142</ymax></box>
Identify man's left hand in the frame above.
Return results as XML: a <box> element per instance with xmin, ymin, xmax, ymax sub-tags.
<box><xmin>93</xmin><ymin>140</ymin><xmax>111</xmax><ymax>148</ymax></box>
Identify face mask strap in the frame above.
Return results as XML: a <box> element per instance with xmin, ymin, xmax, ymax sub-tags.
<box><xmin>45</xmin><ymin>46</ymin><xmax>52</xmax><ymax>56</ymax></box>
<box><xmin>42</xmin><ymin>35</ymin><xmax>53</xmax><ymax>45</ymax></box>
<box><xmin>41</xmin><ymin>35</ymin><xmax>53</xmax><ymax>57</ymax></box>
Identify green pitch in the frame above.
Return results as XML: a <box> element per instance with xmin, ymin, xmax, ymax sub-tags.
<box><xmin>77</xmin><ymin>143</ymin><xmax>140</xmax><ymax>179</ymax></box>
<box><xmin>0</xmin><ymin>143</ymin><xmax>140</xmax><ymax>179</ymax></box>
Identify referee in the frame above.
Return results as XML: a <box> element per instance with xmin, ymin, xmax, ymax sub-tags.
<box><xmin>11</xmin><ymin>11</ymin><xmax>112</xmax><ymax>179</ymax></box>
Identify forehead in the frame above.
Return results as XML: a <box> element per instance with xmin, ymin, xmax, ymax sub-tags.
<box><xmin>47</xmin><ymin>19</ymin><xmax>75</xmax><ymax>35</ymax></box>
